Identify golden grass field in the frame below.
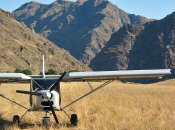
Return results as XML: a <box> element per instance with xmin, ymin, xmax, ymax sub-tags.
<box><xmin>0</xmin><ymin>79</ymin><xmax>175</xmax><ymax>129</ymax></box>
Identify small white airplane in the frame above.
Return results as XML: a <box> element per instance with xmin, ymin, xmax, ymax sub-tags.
<box><xmin>0</xmin><ymin>55</ymin><xmax>171</xmax><ymax>127</ymax></box>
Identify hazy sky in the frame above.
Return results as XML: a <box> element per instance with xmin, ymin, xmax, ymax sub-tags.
<box><xmin>0</xmin><ymin>0</ymin><xmax>174</xmax><ymax>19</ymax></box>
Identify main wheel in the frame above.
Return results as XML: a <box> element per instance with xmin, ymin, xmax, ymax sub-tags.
<box><xmin>13</xmin><ymin>115</ymin><xmax>20</xmax><ymax>125</ymax></box>
<box><xmin>70</xmin><ymin>114</ymin><xmax>78</xmax><ymax>126</ymax></box>
<box><xmin>42</xmin><ymin>117</ymin><xmax>51</xmax><ymax>128</ymax></box>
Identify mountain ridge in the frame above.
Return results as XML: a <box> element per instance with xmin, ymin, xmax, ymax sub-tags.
<box><xmin>90</xmin><ymin>11</ymin><xmax>175</xmax><ymax>77</ymax></box>
<box><xmin>0</xmin><ymin>8</ymin><xmax>90</xmax><ymax>74</ymax></box>
<box><xmin>128</xmin><ymin>11</ymin><xmax>175</xmax><ymax>70</ymax></box>
<box><xmin>13</xmin><ymin>0</ymin><xmax>152</xmax><ymax>64</ymax></box>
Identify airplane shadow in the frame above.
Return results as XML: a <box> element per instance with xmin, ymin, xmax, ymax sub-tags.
<box><xmin>0</xmin><ymin>114</ymin><xmax>13</xmax><ymax>129</ymax></box>
<box><xmin>0</xmin><ymin>114</ymin><xmax>76</xmax><ymax>129</ymax></box>
<box><xmin>0</xmin><ymin>114</ymin><xmax>35</xmax><ymax>129</ymax></box>
<box><xmin>19</xmin><ymin>123</ymin><xmax>35</xmax><ymax>129</ymax></box>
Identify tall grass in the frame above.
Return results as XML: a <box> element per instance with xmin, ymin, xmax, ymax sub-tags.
<box><xmin>0</xmin><ymin>80</ymin><xmax>175</xmax><ymax>129</ymax></box>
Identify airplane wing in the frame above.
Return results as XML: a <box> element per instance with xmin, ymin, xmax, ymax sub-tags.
<box><xmin>62</xmin><ymin>69</ymin><xmax>171</xmax><ymax>81</ymax></box>
<box><xmin>5</xmin><ymin>69</ymin><xmax>170</xmax><ymax>82</ymax></box>
<box><xmin>60</xmin><ymin>69</ymin><xmax>171</xmax><ymax>110</ymax></box>
<box><xmin>29</xmin><ymin>75</ymin><xmax>61</xmax><ymax>79</ymax></box>
<box><xmin>0</xmin><ymin>73</ymin><xmax>31</xmax><ymax>83</ymax></box>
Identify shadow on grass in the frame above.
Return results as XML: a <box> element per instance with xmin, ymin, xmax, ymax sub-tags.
<box><xmin>0</xmin><ymin>114</ymin><xmax>35</xmax><ymax>129</ymax></box>
<box><xmin>19</xmin><ymin>123</ymin><xmax>35</xmax><ymax>129</ymax></box>
<box><xmin>0</xmin><ymin>114</ymin><xmax>76</xmax><ymax>129</ymax></box>
<box><xmin>0</xmin><ymin>114</ymin><xmax>13</xmax><ymax>129</ymax></box>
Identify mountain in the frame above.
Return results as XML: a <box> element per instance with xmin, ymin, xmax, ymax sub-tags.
<box><xmin>13</xmin><ymin>0</ymin><xmax>152</xmax><ymax>64</ymax></box>
<box><xmin>128</xmin><ymin>11</ymin><xmax>175</xmax><ymax>70</ymax></box>
<box><xmin>0</xmin><ymin>9</ymin><xmax>90</xmax><ymax>74</ymax></box>
<box><xmin>89</xmin><ymin>24</ymin><xmax>144</xmax><ymax>70</ymax></box>
<box><xmin>90</xmin><ymin>11</ymin><xmax>175</xmax><ymax>76</ymax></box>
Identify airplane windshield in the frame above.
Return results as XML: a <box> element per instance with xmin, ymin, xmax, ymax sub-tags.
<box><xmin>32</xmin><ymin>79</ymin><xmax>58</xmax><ymax>90</ymax></box>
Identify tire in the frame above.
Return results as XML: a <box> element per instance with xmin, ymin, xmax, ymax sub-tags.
<box><xmin>42</xmin><ymin>117</ymin><xmax>51</xmax><ymax>128</ymax></box>
<box><xmin>70</xmin><ymin>114</ymin><xmax>78</xmax><ymax>126</ymax></box>
<box><xmin>13</xmin><ymin>115</ymin><xmax>20</xmax><ymax>125</ymax></box>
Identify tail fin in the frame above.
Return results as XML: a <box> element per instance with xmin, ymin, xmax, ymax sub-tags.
<box><xmin>42</xmin><ymin>55</ymin><xmax>45</xmax><ymax>78</ymax></box>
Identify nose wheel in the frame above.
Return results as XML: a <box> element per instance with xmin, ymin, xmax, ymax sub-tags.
<box><xmin>42</xmin><ymin>111</ymin><xmax>51</xmax><ymax>127</ymax></box>
<box><xmin>43</xmin><ymin>117</ymin><xmax>51</xmax><ymax>128</ymax></box>
<box><xmin>42</xmin><ymin>111</ymin><xmax>78</xmax><ymax>127</ymax></box>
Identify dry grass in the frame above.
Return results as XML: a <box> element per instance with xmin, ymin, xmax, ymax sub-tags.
<box><xmin>0</xmin><ymin>80</ymin><xmax>175</xmax><ymax>129</ymax></box>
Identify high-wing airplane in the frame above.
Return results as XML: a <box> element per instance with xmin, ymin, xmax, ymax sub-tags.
<box><xmin>0</xmin><ymin>55</ymin><xmax>171</xmax><ymax>127</ymax></box>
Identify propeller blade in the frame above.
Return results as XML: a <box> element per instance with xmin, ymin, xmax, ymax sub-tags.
<box><xmin>49</xmin><ymin>72</ymin><xmax>66</xmax><ymax>92</ymax></box>
<box><xmin>48</xmin><ymin>100</ymin><xmax>59</xmax><ymax>124</ymax></box>
<box><xmin>16</xmin><ymin>90</ymin><xmax>41</xmax><ymax>96</ymax></box>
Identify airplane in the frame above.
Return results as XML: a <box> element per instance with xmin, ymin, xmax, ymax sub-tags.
<box><xmin>0</xmin><ymin>55</ymin><xmax>171</xmax><ymax>127</ymax></box>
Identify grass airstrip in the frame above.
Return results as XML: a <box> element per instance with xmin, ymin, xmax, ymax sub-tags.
<box><xmin>0</xmin><ymin>79</ymin><xmax>175</xmax><ymax>129</ymax></box>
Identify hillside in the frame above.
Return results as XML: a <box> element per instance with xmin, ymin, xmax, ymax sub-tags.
<box><xmin>13</xmin><ymin>0</ymin><xmax>151</xmax><ymax>64</ymax></box>
<box><xmin>90</xmin><ymin>11</ymin><xmax>175</xmax><ymax>76</ymax></box>
<box><xmin>90</xmin><ymin>24</ymin><xmax>144</xmax><ymax>70</ymax></box>
<box><xmin>0</xmin><ymin>9</ymin><xmax>90</xmax><ymax>74</ymax></box>
<box><xmin>128</xmin><ymin>12</ymin><xmax>175</xmax><ymax>71</ymax></box>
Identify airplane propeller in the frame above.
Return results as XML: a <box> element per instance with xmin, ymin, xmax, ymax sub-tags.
<box><xmin>48</xmin><ymin>100</ymin><xmax>59</xmax><ymax>123</ymax></box>
<box><xmin>47</xmin><ymin>72</ymin><xmax>66</xmax><ymax>123</ymax></box>
<box><xmin>16</xmin><ymin>90</ymin><xmax>42</xmax><ymax>96</ymax></box>
<box><xmin>49</xmin><ymin>72</ymin><xmax>66</xmax><ymax>92</ymax></box>
<box><xmin>16</xmin><ymin>72</ymin><xmax>67</xmax><ymax>124</ymax></box>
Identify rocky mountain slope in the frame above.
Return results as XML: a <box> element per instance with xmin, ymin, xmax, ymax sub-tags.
<box><xmin>90</xmin><ymin>11</ymin><xmax>175</xmax><ymax>75</ymax></box>
<box><xmin>90</xmin><ymin>24</ymin><xmax>144</xmax><ymax>70</ymax></box>
<box><xmin>13</xmin><ymin>0</ymin><xmax>152</xmax><ymax>64</ymax></box>
<box><xmin>0</xmin><ymin>9</ymin><xmax>90</xmax><ymax>74</ymax></box>
<box><xmin>128</xmin><ymin>11</ymin><xmax>175</xmax><ymax>70</ymax></box>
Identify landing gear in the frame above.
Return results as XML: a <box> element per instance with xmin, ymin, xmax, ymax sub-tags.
<box><xmin>70</xmin><ymin>114</ymin><xmax>78</xmax><ymax>125</ymax></box>
<box><xmin>43</xmin><ymin>117</ymin><xmax>51</xmax><ymax>128</ymax></box>
<box><xmin>42</xmin><ymin>111</ymin><xmax>51</xmax><ymax>128</ymax></box>
<box><xmin>13</xmin><ymin>115</ymin><xmax>20</xmax><ymax>125</ymax></box>
<box><xmin>62</xmin><ymin>109</ymin><xmax>78</xmax><ymax>126</ymax></box>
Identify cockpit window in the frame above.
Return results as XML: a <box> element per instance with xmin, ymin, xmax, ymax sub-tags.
<box><xmin>32</xmin><ymin>79</ymin><xmax>58</xmax><ymax>90</ymax></box>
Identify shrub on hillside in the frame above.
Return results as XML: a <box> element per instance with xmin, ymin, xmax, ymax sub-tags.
<box><xmin>46</xmin><ymin>69</ymin><xmax>58</xmax><ymax>75</ymax></box>
<box><xmin>14</xmin><ymin>68</ymin><xmax>32</xmax><ymax>75</ymax></box>
<box><xmin>21</xmin><ymin>69</ymin><xmax>32</xmax><ymax>75</ymax></box>
<box><xmin>14</xmin><ymin>68</ymin><xmax>22</xmax><ymax>73</ymax></box>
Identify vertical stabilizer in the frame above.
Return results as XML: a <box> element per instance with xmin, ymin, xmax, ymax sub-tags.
<box><xmin>42</xmin><ymin>55</ymin><xmax>45</xmax><ymax>78</ymax></box>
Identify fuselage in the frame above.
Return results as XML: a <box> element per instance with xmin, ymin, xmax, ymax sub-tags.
<box><xmin>30</xmin><ymin>78</ymin><xmax>61</xmax><ymax>111</ymax></box>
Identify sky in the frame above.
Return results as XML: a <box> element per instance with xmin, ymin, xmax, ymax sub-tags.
<box><xmin>0</xmin><ymin>0</ymin><xmax>174</xmax><ymax>19</ymax></box>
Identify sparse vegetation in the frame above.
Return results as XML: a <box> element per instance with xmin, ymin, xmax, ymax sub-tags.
<box><xmin>59</xmin><ymin>70</ymin><xmax>80</xmax><ymax>75</ymax></box>
<box><xmin>0</xmin><ymin>80</ymin><xmax>175</xmax><ymax>129</ymax></box>
<box><xmin>14</xmin><ymin>68</ymin><xmax>32</xmax><ymax>75</ymax></box>
<box><xmin>14</xmin><ymin>68</ymin><xmax>21</xmax><ymax>73</ymax></box>
<box><xmin>68</xmin><ymin>70</ymin><xmax>80</xmax><ymax>72</ymax></box>
<box><xmin>22</xmin><ymin>69</ymin><xmax>32</xmax><ymax>75</ymax></box>
<box><xmin>46</xmin><ymin>69</ymin><xmax>58</xmax><ymax>75</ymax></box>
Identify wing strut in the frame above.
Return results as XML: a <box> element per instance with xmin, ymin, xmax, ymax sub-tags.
<box><xmin>61</xmin><ymin>80</ymin><xmax>113</xmax><ymax>110</ymax></box>
<box><xmin>0</xmin><ymin>94</ymin><xmax>28</xmax><ymax>110</ymax></box>
<box><xmin>87</xmin><ymin>82</ymin><xmax>93</xmax><ymax>90</ymax></box>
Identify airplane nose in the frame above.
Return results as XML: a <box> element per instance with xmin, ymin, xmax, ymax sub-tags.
<box><xmin>42</xmin><ymin>92</ymin><xmax>51</xmax><ymax>99</ymax></box>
